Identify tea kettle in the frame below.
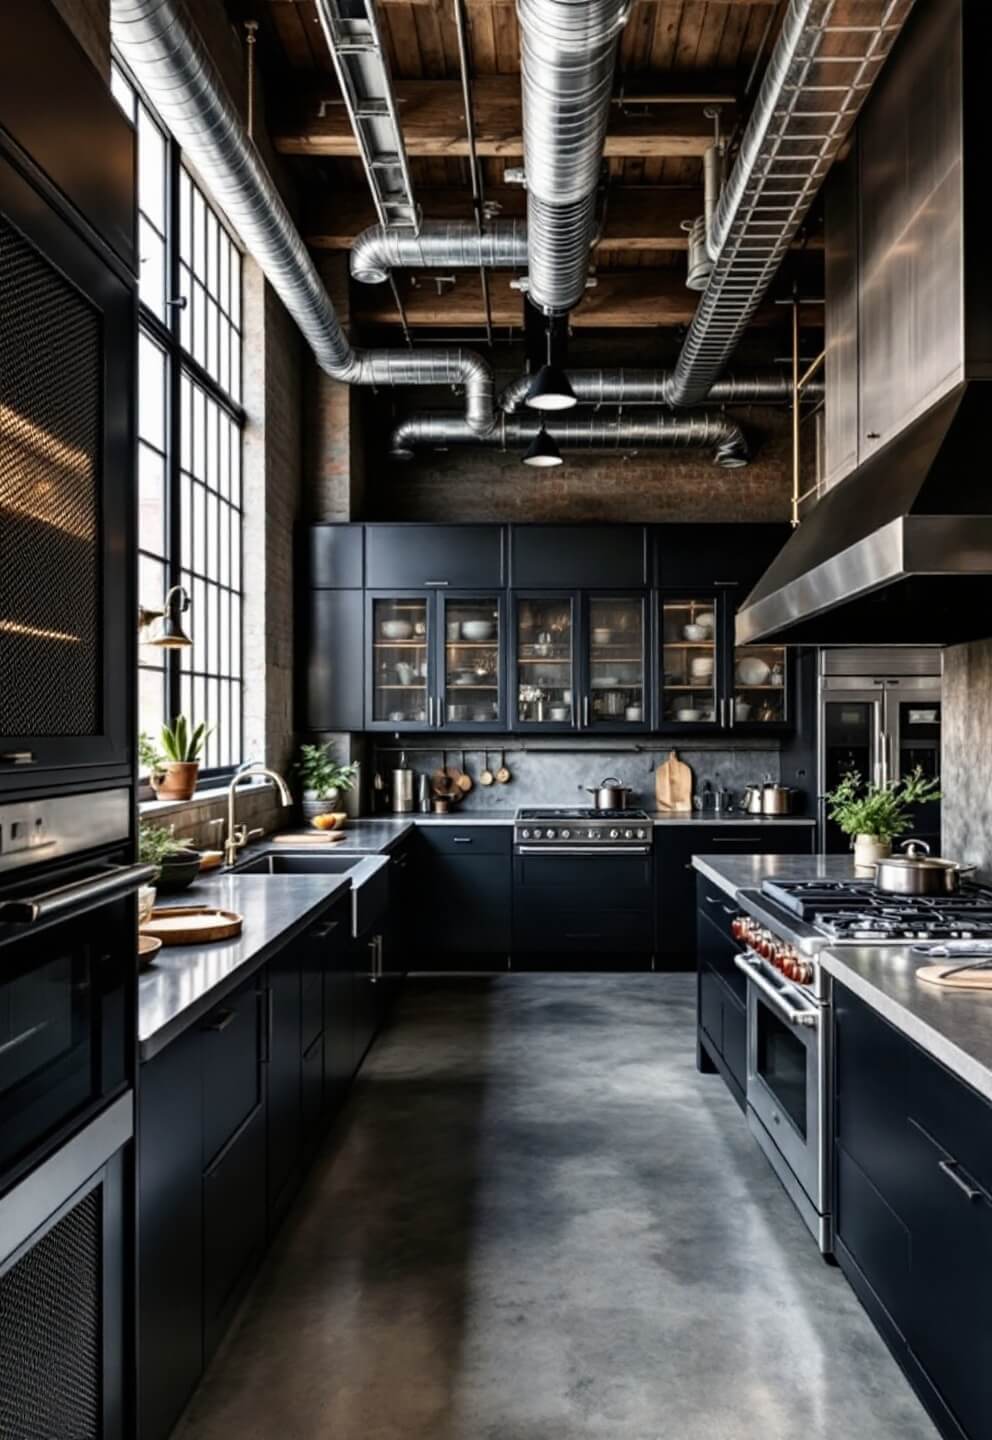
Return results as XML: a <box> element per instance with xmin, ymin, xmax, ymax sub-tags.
<box><xmin>742</xmin><ymin>783</ymin><xmax>764</xmax><ymax>815</ymax></box>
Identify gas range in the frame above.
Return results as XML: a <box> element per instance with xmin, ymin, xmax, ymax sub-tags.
<box><xmin>760</xmin><ymin>877</ymin><xmax>992</xmax><ymax>944</ymax></box>
<box><xmin>514</xmin><ymin>807</ymin><xmax>653</xmax><ymax>849</ymax></box>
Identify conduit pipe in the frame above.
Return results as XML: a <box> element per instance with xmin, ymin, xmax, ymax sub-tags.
<box><xmin>390</xmin><ymin>412</ymin><xmax>750</xmax><ymax>468</ymax></box>
<box><xmin>110</xmin><ymin>0</ymin><xmax>496</xmax><ymax>432</ymax></box>
<box><xmin>350</xmin><ymin>220</ymin><xmax>529</xmax><ymax>285</ymax></box>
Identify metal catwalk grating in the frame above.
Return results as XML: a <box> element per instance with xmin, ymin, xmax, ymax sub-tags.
<box><xmin>0</xmin><ymin>1188</ymin><xmax>102</xmax><ymax>1439</ymax></box>
<box><xmin>0</xmin><ymin>217</ymin><xmax>101</xmax><ymax>737</ymax></box>
<box><xmin>314</xmin><ymin>0</ymin><xmax>419</xmax><ymax>233</ymax></box>
<box><xmin>666</xmin><ymin>0</ymin><xmax>915</xmax><ymax>405</ymax></box>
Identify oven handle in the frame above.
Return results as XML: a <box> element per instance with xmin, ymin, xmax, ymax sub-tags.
<box><xmin>515</xmin><ymin>845</ymin><xmax>652</xmax><ymax>856</ymax></box>
<box><xmin>734</xmin><ymin>953</ymin><xmax>819</xmax><ymax>1028</ymax></box>
<box><xmin>0</xmin><ymin>862</ymin><xmax>159</xmax><ymax>924</ymax></box>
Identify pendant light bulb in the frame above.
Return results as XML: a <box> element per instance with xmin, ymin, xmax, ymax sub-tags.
<box><xmin>522</xmin><ymin>424</ymin><xmax>563</xmax><ymax>468</ymax></box>
<box><xmin>525</xmin><ymin>327</ymin><xmax>577</xmax><ymax>412</ymax></box>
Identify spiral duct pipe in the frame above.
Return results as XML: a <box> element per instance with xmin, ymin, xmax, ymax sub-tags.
<box><xmin>517</xmin><ymin>0</ymin><xmax>630</xmax><ymax>314</ymax></box>
<box><xmin>500</xmin><ymin>368</ymin><xmax>823</xmax><ymax>412</ymax></box>
<box><xmin>664</xmin><ymin>0</ymin><xmax>913</xmax><ymax>405</ymax></box>
<box><xmin>350</xmin><ymin>220</ymin><xmax>529</xmax><ymax>284</ymax></box>
<box><xmin>110</xmin><ymin>0</ymin><xmax>496</xmax><ymax>433</ymax></box>
<box><xmin>390</xmin><ymin>411</ymin><xmax>749</xmax><ymax>468</ymax></box>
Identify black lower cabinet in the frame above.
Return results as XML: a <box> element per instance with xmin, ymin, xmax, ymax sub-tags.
<box><xmin>266</xmin><ymin>947</ymin><xmax>303</xmax><ymax>1230</ymax></box>
<box><xmin>203</xmin><ymin>1105</ymin><xmax>266</xmax><ymax>1362</ymax></box>
<box><xmin>351</xmin><ymin>931</ymin><xmax>382</xmax><ymax>1073</ymax></box>
<box><xmin>513</xmin><ymin>849</ymin><xmax>653</xmax><ymax>968</ymax></box>
<box><xmin>695</xmin><ymin>878</ymin><xmax>749</xmax><ymax>1109</ymax></box>
<box><xmin>660</xmin><ymin>824</ymin><xmax>815</xmax><ymax>968</ymax></box>
<box><xmin>834</xmin><ymin>984</ymin><xmax>992</xmax><ymax>1440</ymax></box>
<box><xmin>414</xmin><ymin>827</ymin><xmax>512</xmax><ymax>970</ymax></box>
<box><xmin>138</xmin><ymin>1025</ymin><xmax>203</xmax><ymax>1440</ymax></box>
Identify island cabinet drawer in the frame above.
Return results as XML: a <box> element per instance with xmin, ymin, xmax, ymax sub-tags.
<box><xmin>419</xmin><ymin>825</ymin><xmax>511</xmax><ymax>856</ymax></box>
<box><xmin>203</xmin><ymin>1103</ymin><xmax>266</xmax><ymax>1362</ymax></box>
<box><xmin>698</xmin><ymin>908</ymin><xmax>746</xmax><ymax>1003</ymax></box>
<box><xmin>200</xmin><ymin>975</ymin><xmax>263</xmax><ymax>1167</ymax></box>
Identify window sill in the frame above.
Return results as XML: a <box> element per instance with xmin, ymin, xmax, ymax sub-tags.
<box><xmin>139</xmin><ymin>777</ymin><xmax>274</xmax><ymax>820</ymax></box>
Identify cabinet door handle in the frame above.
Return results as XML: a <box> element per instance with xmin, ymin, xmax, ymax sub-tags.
<box><xmin>938</xmin><ymin>1158</ymin><xmax>984</xmax><ymax>1203</ymax></box>
<box><xmin>583</xmin><ymin>696</ymin><xmax>590</xmax><ymax>728</ymax></box>
<box><xmin>423</xmin><ymin>580</ymin><xmax>449</xmax><ymax>587</ymax></box>
<box><xmin>262</xmin><ymin>987</ymin><xmax>273</xmax><ymax>1062</ymax></box>
<box><xmin>311</xmin><ymin>920</ymin><xmax>339</xmax><ymax>940</ymax></box>
<box><xmin>0</xmin><ymin>751</ymin><xmax>35</xmax><ymax>766</ymax></box>
<box><xmin>202</xmin><ymin>1008</ymin><xmax>236</xmax><ymax>1033</ymax></box>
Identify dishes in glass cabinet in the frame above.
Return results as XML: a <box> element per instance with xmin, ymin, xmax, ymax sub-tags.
<box><xmin>683</xmin><ymin>624</ymin><xmax>708</xmax><ymax>642</ymax></box>
<box><xmin>689</xmin><ymin>656</ymin><xmax>714</xmax><ymax>679</ymax></box>
<box><xmin>736</xmin><ymin>656</ymin><xmax>771</xmax><ymax>686</ymax></box>
<box><xmin>675</xmin><ymin>708</ymin><xmax>702</xmax><ymax>722</ymax></box>
<box><xmin>696</xmin><ymin>611</ymin><xmax>715</xmax><ymax>633</ymax></box>
<box><xmin>381</xmin><ymin>620</ymin><xmax>414</xmax><ymax>640</ymax></box>
<box><xmin>460</xmin><ymin>620</ymin><xmax>495</xmax><ymax>641</ymax></box>
<box><xmin>591</xmin><ymin>627</ymin><xmax>612</xmax><ymax>645</ymax></box>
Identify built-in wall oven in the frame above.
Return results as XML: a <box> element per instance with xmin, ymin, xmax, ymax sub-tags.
<box><xmin>0</xmin><ymin>792</ymin><xmax>154</xmax><ymax>1437</ymax></box>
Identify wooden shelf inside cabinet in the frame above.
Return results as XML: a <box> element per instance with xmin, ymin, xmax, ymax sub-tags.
<box><xmin>663</xmin><ymin>641</ymin><xmax>716</xmax><ymax>649</ymax></box>
<box><xmin>734</xmin><ymin>684</ymin><xmax>785</xmax><ymax>691</ymax></box>
<box><xmin>377</xmin><ymin>685</ymin><xmax>428</xmax><ymax>691</ymax></box>
<box><xmin>374</xmin><ymin>641</ymin><xmax>427</xmax><ymax>648</ymax></box>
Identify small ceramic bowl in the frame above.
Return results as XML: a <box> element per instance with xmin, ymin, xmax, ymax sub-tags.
<box><xmin>695</xmin><ymin>611</ymin><xmax>716</xmax><ymax>632</ymax></box>
<box><xmin>675</xmin><ymin>708</ymin><xmax>702</xmax><ymax>722</ymax></box>
<box><xmin>461</xmin><ymin>620</ymin><xmax>494</xmax><ymax>641</ymax></box>
<box><xmin>683</xmin><ymin>624</ymin><xmax>708</xmax><ymax>642</ymax></box>
<box><xmin>381</xmin><ymin>620</ymin><xmax>414</xmax><ymax>640</ymax></box>
<box><xmin>591</xmin><ymin>628</ymin><xmax>612</xmax><ymax>645</ymax></box>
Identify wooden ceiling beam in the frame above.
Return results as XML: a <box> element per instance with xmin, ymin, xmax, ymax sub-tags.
<box><xmin>274</xmin><ymin>77</ymin><xmax>736</xmax><ymax>159</ymax></box>
<box><xmin>353</xmin><ymin>270</ymin><xmax>823</xmax><ymax>330</ymax></box>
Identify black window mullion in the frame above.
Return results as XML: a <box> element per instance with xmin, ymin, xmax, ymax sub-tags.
<box><xmin>165</xmin><ymin>132</ymin><xmax>183</xmax><ymax>724</ymax></box>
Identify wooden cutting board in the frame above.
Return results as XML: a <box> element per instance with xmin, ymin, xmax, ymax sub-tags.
<box><xmin>141</xmin><ymin>907</ymin><xmax>243</xmax><ymax>945</ymax></box>
<box><xmin>655</xmin><ymin>751</ymin><xmax>693</xmax><ymax>813</ymax></box>
<box><xmin>271</xmin><ymin>830</ymin><xmax>346</xmax><ymax>845</ymax></box>
<box><xmin>917</xmin><ymin>963</ymin><xmax>992</xmax><ymax>991</ymax></box>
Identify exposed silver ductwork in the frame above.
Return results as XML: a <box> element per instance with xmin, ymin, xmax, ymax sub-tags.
<box><xmin>110</xmin><ymin>0</ymin><xmax>496</xmax><ymax>433</ymax></box>
<box><xmin>517</xmin><ymin>0</ymin><xmax>630</xmax><ymax>315</ymax></box>
<box><xmin>500</xmin><ymin>369</ymin><xmax>823</xmax><ymax>412</ymax></box>
<box><xmin>664</xmin><ymin>0</ymin><xmax>914</xmax><ymax>406</ymax></box>
<box><xmin>350</xmin><ymin>220</ymin><xmax>529</xmax><ymax>285</ymax></box>
<box><xmin>390</xmin><ymin>411</ymin><xmax>750</xmax><ymax>468</ymax></box>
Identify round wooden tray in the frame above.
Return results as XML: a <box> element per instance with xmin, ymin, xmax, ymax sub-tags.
<box><xmin>140</xmin><ymin>907</ymin><xmax>243</xmax><ymax>946</ymax></box>
<box><xmin>138</xmin><ymin>934</ymin><xmax>162</xmax><ymax>966</ymax></box>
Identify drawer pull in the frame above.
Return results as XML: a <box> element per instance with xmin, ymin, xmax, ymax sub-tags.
<box><xmin>311</xmin><ymin>921</ymin><xmax>339</xmax><ymax>940</ymax></box>
<box><xmin>452</xmin><ymin>837</ymin><xmax>473</xmax><ymax>844</ymax></box>
<box><xmin>202</xmin><ymin>1008</ymin><xmax>236</xmax><ymax>1033</ymax></box>
<box><xmin>938</xmin><ymin>1158</ymin><xmax>984</xmax><ymax>1203</ymax></box>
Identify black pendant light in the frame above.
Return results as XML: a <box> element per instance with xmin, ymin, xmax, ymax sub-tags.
<box><xmin>138</xmin><ymin>584</ymin><xmax>193</xmax><ymax>650</ymax></box>
<box><xmin>525</xmin><ymin>326</ymin><xmax>577</xmax><ymax>412</ymax></box>
<box><xmin>522</xmin><ymin>424</ymin><xmax>563</xmax><ymax>468</ymax></box>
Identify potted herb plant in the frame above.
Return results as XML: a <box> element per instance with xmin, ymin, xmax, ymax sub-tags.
<box><xmin>295</xmin><ymin>741</ymin><xmax>359</xmax><ymax>821</ymax></box>
<box><xmin>138</xmin><ymin>820</ymin><xmax>200</xmax><ymax>895</ymax></box>
<box><xmin>141</xmin><ymin>716</ymin><xmax>213</xmax><ymax>801</ymax></box>
<box><xmin>824</xmin><ymin>767</ymin><xmax>942</xmax><ymax>869</ymax></box>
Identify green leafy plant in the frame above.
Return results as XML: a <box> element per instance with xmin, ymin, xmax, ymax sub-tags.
<box><xmin>825</xmin><ymin>767</ymin><xmax>942</xmax><ymax>843</ymax></box>
<box><xmin>138</xmin><ymin>731</ymin><xmax>167</xmax><ymax>776</ymax></box>
<box><xmin>138</xmin><ymin>821</ymin><xmax>194</xmax><ymax>867</ymax></box>
<box><xmin>158</xmin><ymin>715</ymin><xmax>212</xmax><ymax>764</ymax></box>
<box><xmin>295</xmin><ymin>742</ymin><xmax>358</xmax><ymax>799</ymax></box>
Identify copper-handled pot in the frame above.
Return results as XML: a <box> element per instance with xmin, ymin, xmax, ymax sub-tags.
<box><xmin>585</xmin><ymin>777</ymin><xmax>634</xmax><ymax>811</ymax></box>
<box><xmin>872</xmin><ymin>840</ymin><xmax>976</xmax><ymax>896</ymax></box>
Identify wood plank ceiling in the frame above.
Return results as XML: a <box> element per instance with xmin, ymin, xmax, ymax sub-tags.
<box><xmin>258</xmin><ymin>0</ymin><xmax>822</xmax><ymax>334</ymax></box>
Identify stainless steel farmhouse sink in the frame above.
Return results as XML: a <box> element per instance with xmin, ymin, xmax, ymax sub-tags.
<box><xmin>233</xmin><ymin>850</ymin><xmax>390</xmax><ymax>937</ymax></box>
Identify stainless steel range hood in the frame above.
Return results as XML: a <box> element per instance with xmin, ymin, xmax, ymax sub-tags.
<box><xmin>737</xmin><ymin>0</ymin><xmax>992</xmax><ymax>648</ymax></box>
<box><xmin>737</xmin><ymin>385</ymin><xmax>992</xmax><ymax>646</ymax></box>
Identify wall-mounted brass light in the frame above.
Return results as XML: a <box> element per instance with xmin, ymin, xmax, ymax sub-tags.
<box><xmin>138</xmin><ymin>584</ymin><xmax>192</xmax><ymax>650</ymax></box>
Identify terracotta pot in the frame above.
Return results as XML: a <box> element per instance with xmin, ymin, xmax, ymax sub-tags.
<box><xmin>853</xmin><ymin>833</ymin><xmax>892</xmax><ymax>873</ymax></box>
<box><xmin>153</xmin><ymin>761</ymin><xmax>200</xmax><ymax>802</ymax></box>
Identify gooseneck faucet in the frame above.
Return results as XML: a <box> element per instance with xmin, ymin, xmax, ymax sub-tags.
<box><xmin>225</xmin><ymin>761</ymin><xmax>293</xmax><ymax>867</ymax></box>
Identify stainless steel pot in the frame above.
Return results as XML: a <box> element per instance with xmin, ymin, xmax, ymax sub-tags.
<box><xmin>585</xmin><ymin>777</ymin><xmax>634</xmax><ymax>811</ymax></box>
<box><xmin>761</xmin><ymin>784</ymin><xmax>795</xmax><ymax>816</ymax></box>
<box><xmin>872</xmin><ymin>840</ymin><xmax>976</xmax><ymax>896</ymax></box>
<box><xmin>742</xmin><ymin>784</ymin><xmax>764</xmax><ymax>815</ymax></box>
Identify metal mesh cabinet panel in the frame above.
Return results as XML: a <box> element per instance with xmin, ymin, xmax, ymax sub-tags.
<box><xmin>0</xmin><ymin>216</ymin><xmax>101</xmax><ymax>737</ymax></box>
<box><xmin>0</xmin><ymin>1187</ymin><xmax>102</xmax><ymax>1438</ymax></box>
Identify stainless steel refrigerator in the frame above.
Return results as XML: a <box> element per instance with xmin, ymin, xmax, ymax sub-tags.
<box><xmin>818</xmin><ymin>649</ymin><xmax>942</xmax><ymax>853</ymax></box>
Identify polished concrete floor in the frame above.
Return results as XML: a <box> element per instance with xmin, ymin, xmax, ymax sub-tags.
<box><xmin>176</xmin><ymin>975</ymin><xmax>938</xmax><ymax>1440</ymax></box>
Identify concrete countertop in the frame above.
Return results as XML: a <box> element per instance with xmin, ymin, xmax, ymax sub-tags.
<box><xmin>692</xmin><ymin>852</ymin><xmax>858</xmax><ymax>902</ymax></box>
<box><xmin>823</xmin><ymin>947</ymin><xmax>992</xmax><ymax>1106</ymax></box>
<box><xmin>138</xmin><ymin>872</ymin><xmax>351</xmax><ymax>1061</ymax></box>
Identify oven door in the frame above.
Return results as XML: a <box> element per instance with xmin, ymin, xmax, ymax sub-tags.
<box><xmin>736</xmin><ymin>952</ymin><xmax>825</xmax><ymax>1210</ymax></box>
<box><xmin>0</xmin><ymin>861</ymin><xmax>152</xmax><ymax>1188</ymax></box>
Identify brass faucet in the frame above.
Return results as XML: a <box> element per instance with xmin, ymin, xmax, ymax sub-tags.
<box><xmin>225</xmin><ymin>761</ymin><xmax>293</xmax><ymax>866</ymax></box>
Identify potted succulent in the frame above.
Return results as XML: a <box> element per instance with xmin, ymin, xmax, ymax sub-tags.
<box><xmin>138</xmin><ymin>820</ymin><xmax>201</xmax><ymax>895</ymax></box>
<box><xmin>824</xmin><ymin>767</ymin><xmax>942</xmax><ymax>869</ymax></box>
<box><xmin>295</xmin><ymin>741</ymin><xmax>359</xmax><ymax>821</ymax></box>
<box><xmin>140</xmin><ymin>716</ymin><xmax>213</xmax><ymax>802</ymax></box>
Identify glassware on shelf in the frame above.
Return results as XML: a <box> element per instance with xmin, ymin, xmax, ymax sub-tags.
<box><xmin>443</xmin><ymin>599</ymin><xmax>501</xmax><ymax>724</ymax></box>
<box><xmin>661</xmin><ymin>596</ymin><xmax>717</xmax><ymax>723</ymax></box>
<box><xmin>372</xmin><ymin>597</ymin><xmax>429</xmax><ymax>723</ymax></box>
<box><xmin>516</xmin><ymin>597</ymin><xmax>573</xmax><ymax>723</ymax></box>
<box><xmin>734</xmin><ymin>643</ymin><xmax>786</xmax><ymax>724</ymax></box>
<box><xmin>588</xmin><ymin>595</ymin><xmax>644</xmax><ymax>724</ymax></box>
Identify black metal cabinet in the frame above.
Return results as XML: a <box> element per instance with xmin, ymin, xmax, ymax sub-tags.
<box><xmin>366</xmin><ymin>524</ymin><xmax>505</xmax><ymax>589</ymax></box>
<box><xmin>415</xmin><ymin>826</ymin><xmax>512</xmax><ymax>967</ymax></box>
<box><xmin>511</xmin><ymin>525</ymin><xmax>648</xmax><ymax>587</ymax></box>
<box><xmin>307</xmin><ymin>590</ymin><xmax>365</xmax><ymax>732</ymax></box>
<box><xmin>265</xmin><ymin>947</ymin><xmax>302</xmax><ymax>1230</ymax></box>
<box><xmin>579</xmin><ymin>592</ymin><xmax>651</xmax><ymax>732</ymax></box>
<box><xmin>834</xmin><ymin>984</ymin><xmax>992</xmax><ymax>1440</ymax></box>
<box><xmin>351</xmin><ymin>930</ymin><xmax>382</xmax><ymax>1073</ymax></box>
<box><xmin>512</xmin><ymin>848</ymin><xmax>654</xmax><ymax>961</ymax></box>
<box><xmin>694</xmin><ymin>877</ymin><xmax>749</xmax><ymax>1108</ymax></box>
<box><xmin>0</xmin><ymin>146</ymin><xmax>135</xmax><ymax>787</ymax></box>
<box><xmin>138</xmin><ymin>1025</ymin><xmax>203</xmax><ymax>1440</ymax></box>
<box><xmin>654</xmin><ymin>523</ymin><xmax>788</xmax><ymax>592</ymax></box>
<box><xmin>203</xmin><ymin>1103</ymin><xmax>266</xmax><ymax>1363</ymax></box>
<box><xmin>666</xmin><ymin>826</ymin><xmax>815</xmax><ymax>968</ymax></box>
<box><xmin>310</xmin><ymin>523</ymin><xmax>365</xmax><ymax>589</ymax></box>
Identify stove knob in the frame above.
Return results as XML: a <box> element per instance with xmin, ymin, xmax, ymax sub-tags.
<box><xmin>520</xmin><ymin>828</ymin><xmax>531</xmax><ymax>840</ymax></box>
<box><xmin>545</xmin><ymin>828</ymin><xmax>556</xmax><ymax>840</ymax></box>
<box><xmin>609</xmin><ymin>828</ymin><xmax>620</xmax><ymax>840</ymax></box>
<box><xmin>588</xmin><ymin>828</ymin><xmax>598</xmax><ymax>839</ymax></box>
<box><xmin>637</xmin><ymin>828</ymin><xmax>648</xmax><ymax>840</ymax></box>
<box><xmin>624</xmin><ymin>829</ymin><xmax>635</xmax><ymax>839</ymax></box>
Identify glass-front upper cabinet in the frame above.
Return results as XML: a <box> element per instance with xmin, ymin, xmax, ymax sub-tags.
<box><xmin>732</xmin><ymin>642</ymin><xmax>788</xmax><ymax>728</ymax></box>
<box><xmin>513</xmin><ymin>594</ymin><xmax>576</xmax><ymax>729</ymax></box>
<box><xmin>438</xmin><ymin>594</ymin><xmax>505</xmax><ymax>730</ymax></box>
<box><xmin>658</xmin><ymin>595</ymin><xmax>720</xmax><ymax>728</ymax></box>
<box><xmin>367</xmin><ymin>594</ymin><xmax>432</xmax><ymax>729</ymax></box>
<box><xmin>582</xmin><ymin>595</ymin><xmax>648</xmax><ymax>729</ymax></box>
